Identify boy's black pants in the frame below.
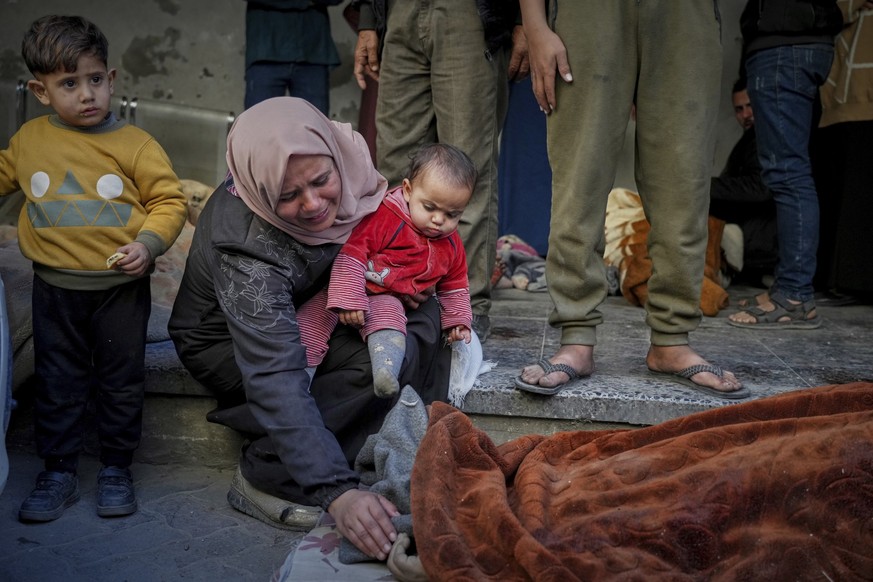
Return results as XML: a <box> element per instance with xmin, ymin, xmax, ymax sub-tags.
<box><xmin>31</xmin><ymin>275</ymin><xmax>150</xmax><ymax>473</ymax></box>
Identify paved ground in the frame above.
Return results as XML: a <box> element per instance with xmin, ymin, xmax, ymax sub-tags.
<box><xmin>1</xmin><ymin>284</ymin><xmax>871</xmax><ymax>581</ymax></box>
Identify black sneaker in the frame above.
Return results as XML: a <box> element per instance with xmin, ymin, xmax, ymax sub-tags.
<box><xmin>96</xmin><ymin>466</ymin><xmax>137</xmax><ymax>517</ymax></box>
<box><xmin>19</xmin><ymin>471</ymin><xmax>80</xmax><ymax>522</ymax></box>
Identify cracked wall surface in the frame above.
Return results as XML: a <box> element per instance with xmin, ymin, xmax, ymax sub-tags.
<box><xmin>0</xmin><ymin>1</ymin><xmax>747</xmax><ymax>176</ymax></box>
<box><xmin>0</xmin><ymin>0</ymin><xmax>362</xmax><ymax>125</ymax></box>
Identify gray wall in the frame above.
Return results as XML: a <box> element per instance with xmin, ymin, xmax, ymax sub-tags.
<box><xmin>0</xmin><ymin>0</ymin><xmax>747</xmax><ymax>186</ymax></box>
<box><xmin>0</xmin><ymin>0</ymin><xmax>362</xmax><ymax>121</ymax></box>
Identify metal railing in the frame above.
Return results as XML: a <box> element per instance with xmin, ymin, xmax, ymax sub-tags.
<box><xmin>4</xmin><ymin>80</ymin><xmax>235</xmax><ymax>187</ymax></box>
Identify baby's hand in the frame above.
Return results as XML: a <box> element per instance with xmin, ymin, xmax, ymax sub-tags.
<box><xmin>109</xmin><ymin>242</ymin><xmax>152</xmax><ymax>277</ymax></box>
<box><xmin>446</xmin><ymin>325</ymin><xmax>472</xmax><ymax>344</ymax></box>
<box><xmin>339</xmin><ymin>309</ymin><xmax>366</xmax><ymax>327</ymax></box>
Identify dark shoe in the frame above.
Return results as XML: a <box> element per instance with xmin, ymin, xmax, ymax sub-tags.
<box><xmin>227</xmin><ymin>466</ymin><xmax>321</xmax><ymax>531</ymax></box>
<box><xmin>728</xmin><ymin>292</ymin><xmax>821</xmax><ymax>330</ymax></box>
<box><xmin>815</xmin><ymin>290</ymin><xmax>859</xmax><ymax>307</ymax></box>
<box><xmin>19</xmin><ymin>471</ymin><xmax>80</xmax><ymax>522</ymax></box>
<box><xmin>471</xmin><ymin>314</ymin><xmax>491</xmax><ymax>342</ymax></box>
<box><xmin>97</xmin><ymin>466</ymin><xmax>137</xmax><ymax>517</ymax></box>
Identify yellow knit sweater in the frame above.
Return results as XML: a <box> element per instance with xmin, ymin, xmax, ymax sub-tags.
<box><xmin>0</xmin><ymin>115</ymin><xmax>187</xmax><ymax>290</ymax></box>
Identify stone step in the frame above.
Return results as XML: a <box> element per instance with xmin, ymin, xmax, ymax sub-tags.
<box><xmin>145</xmin><ymin>340</ymin><xmax>211</xmax><ymax>397</ymax></box>
<box><xmin>135</xmin><ymin>285</ymin><xmax>873</xmax><ymax>465</ymax></box>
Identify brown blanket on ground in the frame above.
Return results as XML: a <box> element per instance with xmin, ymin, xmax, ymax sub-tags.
<box><xmin>411</xmin><ymin>383</ymin><xmax>873</xmax><ymax>581</ymax></box>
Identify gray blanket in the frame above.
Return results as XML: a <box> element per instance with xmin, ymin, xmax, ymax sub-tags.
<box><xmin>339</xmin><ymin>384</ymin><xmax>428</xmax><ymax>564</ymax></box>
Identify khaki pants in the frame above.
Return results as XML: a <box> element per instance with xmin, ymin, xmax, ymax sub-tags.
<box><xmin>546</xmin><ymin>0</ymin><xmax>722</xmax><ymax>346</ymax></box>
<box><xmin>375</xmin><ymin>0</ymin><xmax>508</xmax><ymax>317</ymax></box>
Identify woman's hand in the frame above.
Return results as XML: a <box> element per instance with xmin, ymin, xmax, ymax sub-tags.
<box><xmin>329</xmin><ymin>489</ymin><xmax>399</xmax><ymax>561</ymax></box>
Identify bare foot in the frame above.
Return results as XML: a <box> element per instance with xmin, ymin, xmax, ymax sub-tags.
<box><xmin>519</xmin><ymin>345</ymin><xmax>595</xmax><ymax>389</ymax></box>
<box><xmin>646</xmin><ymin>345</ymin><xmax>743</xmax><ymax>394</ymax></box>
<box><xmin>736</xmin><ymin>291</ymin><xmax>769</xmax><ymax>308</ymax></box>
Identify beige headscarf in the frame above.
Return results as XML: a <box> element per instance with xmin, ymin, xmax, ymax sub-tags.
<box><xmin>225</xmin><ymin>96</ymin><xmax>387</xmax><ymax>245</ymax></box>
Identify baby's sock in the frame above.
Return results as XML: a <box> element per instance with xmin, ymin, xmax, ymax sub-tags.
<box><xmin>367</xmin><ymin>329</ymin><xmax>405</xmax><ymax>398</ymax></box>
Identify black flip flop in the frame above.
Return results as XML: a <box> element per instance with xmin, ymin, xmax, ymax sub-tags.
<box><xmin>648</xmin><ymin>364</ymin><xmax>750</xmax><ymax>400</ymax></box>
<box><xmin>515</xmin><ymin>358</ymin><xmax>581</xmax><ymax>396</ymax></box>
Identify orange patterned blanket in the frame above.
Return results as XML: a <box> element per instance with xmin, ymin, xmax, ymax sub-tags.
<box><xmin>604</xmin><ymin>188</ymin><xmax>729</xmax><ymax>316</ymax></box>
<box><xmin>411</xmin><ymin>383</ymin><xmax>873</xmax><ymax>581</ymax></box>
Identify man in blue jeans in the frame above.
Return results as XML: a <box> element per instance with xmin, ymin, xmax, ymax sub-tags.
<box><xmin>244</xmin><ymin>1</ymin><xmax>343</xmax><ymax>114</ymax></box>
<box><xmin>730</xmin><ymin>0</ymin><xmax>842</xmax><ymax>330</ymax></box>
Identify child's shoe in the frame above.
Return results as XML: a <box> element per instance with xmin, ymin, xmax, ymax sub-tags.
<box><xmin>96</xmin><ymin>466</ymin><xmax>137</xmax><ymax>517</ymax></box>
<box><xmin>18</xmin><ymin>471</ymin><xmax>80</xmax><ymax>522</ymax></box>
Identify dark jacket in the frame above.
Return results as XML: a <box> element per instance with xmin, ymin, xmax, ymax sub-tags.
<box><xmin>741</xmin><ymin>0</ymin><xmax>843</xmax><ymax>55</ymax></box>
<box><xmin>352</xmin><ymin>0</ymin><xmax>518</xmax><ymax>59</ymax></box>
<box><xmin>710</xmin><ymin>128</ymin><xmax>771</xmax><ymax>206</ymax></box>
<box><xmin>168</xmin><ymin>186</ymin><xmax>358</xmax><ymax>508</ymax></box>
<box><xmin>244</xmin><ymin>0</ymin><xmax>344</xmax><ymax>69</ymax></box>
<box><xmin>709</xmin><ymin>128</ymin><xmax>778</xmax><ymax>271</ymax></box>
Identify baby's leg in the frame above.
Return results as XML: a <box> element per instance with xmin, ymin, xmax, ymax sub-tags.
<box><xmin>297</xmin><ymin>289</ymin><xmax>337</xmax><ymax>370</ymax></box>
<box><xmin>363</xmin><ymin>295</ymin><xmax>407</xmax><ymax>398</ymax></box>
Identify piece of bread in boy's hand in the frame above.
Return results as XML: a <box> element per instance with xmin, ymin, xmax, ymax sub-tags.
<box><xmin>106</xmin><ymin>252</ymin><xmax>127</xmax><ymax>269</ymax></box>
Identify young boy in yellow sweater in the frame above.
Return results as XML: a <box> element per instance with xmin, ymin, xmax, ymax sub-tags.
<box><xmin>0</xmin><ymin>15</ymin><xmax>187</xmax><ymax>522</ymax></box>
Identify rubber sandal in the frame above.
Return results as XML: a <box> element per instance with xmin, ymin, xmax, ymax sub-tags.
<box><xmin>515</xmin><ymin>358</ymin><xmax>581</xmax><ymax>396</ymax></box>
<box><xmin>648</xmin><ymin>364</ymin><xmax>750</xmax><ymax>400</ymax></box>
<box><xmin>728</xmin><ymin>292</ymin><xmax>821</xmax><ymax>330</ymax></box>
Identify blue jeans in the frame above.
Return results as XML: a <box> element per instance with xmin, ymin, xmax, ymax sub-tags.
<box><xmin>745</xmin><ymin>44</ymin><xmax>833</xmax><ymax>302</ymax></box>
<box><xmin>244</xmin><ymin>62</ymin><xmax>330</xmax><ymax>114</ymax></box>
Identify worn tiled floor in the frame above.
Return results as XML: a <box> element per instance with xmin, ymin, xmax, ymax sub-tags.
<box><xmin>1</xmin><ymin>283</ymin><xmax>871</xmax><ymax>581</ymax></box>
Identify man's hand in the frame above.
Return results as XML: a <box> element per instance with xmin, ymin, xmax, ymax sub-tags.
<box><xmin>329</xmin><ymin>489</ymin><xmax>399</xmax><ymax>561</ymax></box>
<box><xmin>507</xmin><ymin>25</ymin><xmax>530</xmax><ymax>81</ymax></box>
<box><xmin>354</xmin><ymin>30</ymin><xmax>380</xmax><ymax>90</ymax></box>
<box><xmin>111</xmin><ymin>241</ymin><xmax>152</xmax><ymax>277</ymax></box>
<box><xmin>526</xmin><ymin>27</ymin><xmax>572</xmax><ymax>113</ymax></box>
<box><xmin>521</xmin><ymin>0</ymin><xmax>572</xmax><ymax>114</ymax></box>
<box><xmin>339</xmin><ymin>309</ymin><xmax>366</xmax><ymax>327</ymax></box>
<box><xmin>398</xmin><ymin>286</ymin><xmax>436</xmax><ymax>310</ymax></box>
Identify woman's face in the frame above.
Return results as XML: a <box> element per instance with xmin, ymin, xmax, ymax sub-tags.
<box><xmin>277</xmin><ymin>154</ymin><xmax>342</xmax><ymax>231</ymax></box>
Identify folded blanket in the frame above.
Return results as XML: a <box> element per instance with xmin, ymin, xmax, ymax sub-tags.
<box><xmin>411</xmin><ymin>382</ymin><xmax>873</xmax><ymax>581</ymax></box>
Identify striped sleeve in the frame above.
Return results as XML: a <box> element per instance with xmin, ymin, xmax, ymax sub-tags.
<box><xmin>326</xmin><ymin>253</ymin><xmax>371</xmax><ymax>313</ymax></box>
<box><xmin>438</xmin><ymin>288</ymin><xmax>472</xmax><ymax>331</ymax></box>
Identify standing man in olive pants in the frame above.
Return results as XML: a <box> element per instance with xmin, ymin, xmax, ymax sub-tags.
<box><xmin>516</xmin><ymin>0</ymin><xmax>747</xmax><ymax>399</ymax></box>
